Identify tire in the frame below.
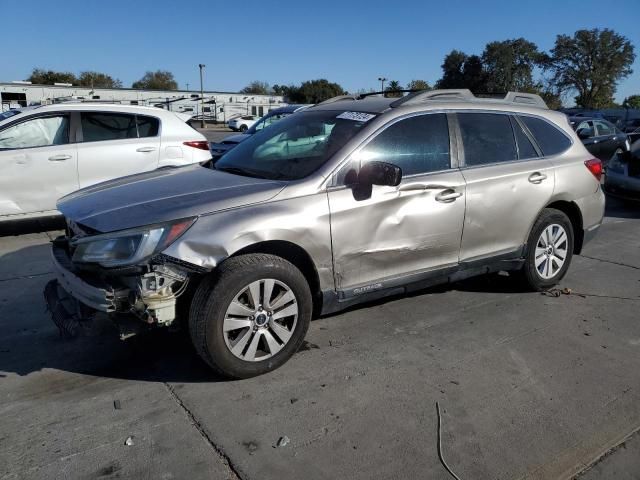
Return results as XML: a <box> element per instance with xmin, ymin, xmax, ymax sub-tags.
<box><xmin>189</xmin><ymin>254</ymin><xmax>312</xmax><ymax>379</ymax></box>
<box><xmin>520</xmin><ymin>208</ymin><xmax>574</xmax><ymax>291</ymax></box>
<box><xmin>239</xmin><ymin>124</ymin><xmax>248</xmax><ymax>132</ymax></box>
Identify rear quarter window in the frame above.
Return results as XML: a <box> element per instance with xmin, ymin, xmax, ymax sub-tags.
<box><xmin>520</xmin><ymin>116</ymin><xmax>571</xmax><ymax>156</ymax></box>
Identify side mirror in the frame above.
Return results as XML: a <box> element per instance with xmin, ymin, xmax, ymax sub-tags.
<box><xmin>577</xmin><ymin>128</ymin><xmax>593</xmax><ymax>140</ymax></box>
<box><xmin>359</xmin><ymin>161</ymin><xmax>403</xmax><ymax>187</ymax></box>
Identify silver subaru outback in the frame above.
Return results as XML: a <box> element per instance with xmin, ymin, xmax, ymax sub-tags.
<box><xmin>45</xmin><ymin>89</ymin><xmax>605</xmax><ymax>378</ymax></box>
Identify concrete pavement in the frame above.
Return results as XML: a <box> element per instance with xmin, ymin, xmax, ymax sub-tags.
<box><xmin>1</xmin><ymin>198</ymin><xmax>639</xmax><ymax>479</ymax></box>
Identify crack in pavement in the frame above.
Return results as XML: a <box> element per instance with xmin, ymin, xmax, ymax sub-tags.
<box><xmin>579</xmin><ymin>254</ymin><xmax>640</xmax><ymax>271</ymax></box>
<box><xmin>163</xmin><ymin>382</ymin><xmax>243</xmax><ymax>480</ymax></box>
<box><xmin>0</xmin><ymin>271</ymin><xmax>53</xmax><ymax>283</ymax></box>
<box><xmin>574</xmin><ymin>425</ymin><xmax>640</xmax><ymax>478</ymax></box>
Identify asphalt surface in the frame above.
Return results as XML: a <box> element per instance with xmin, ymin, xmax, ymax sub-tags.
<box><xmin>1</xmin><ymin>197</ymin><xmax>639</xmax><ymax>479</ymax></box>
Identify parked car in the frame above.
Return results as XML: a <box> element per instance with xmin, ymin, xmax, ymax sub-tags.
<box><xmin>623</xmin><ymin>118</ymin><xmax>640</xmax><ymax>133</ymax></box>
<box><xmin>604</xmin><ymin>132</ymin><xmax>640</xmax><ymax>201</ymax></box>
<box><xmin>0</xmin><ymin>103</ymin><xmax>211</xmax><ymax>222</ymax></box>
<box><xmin>570</xmin><ymin>117</ymin><xmax>630</xmax><ymax>166</ymax></box>
<box><xmin>45</xmin><ymin>89</ymin><xmax>604</xmax><ymax>378</ymax></box>
<box><xmin>210</xmin><ymin>105</ymin><xmax>310</xmax><ymax>160</ymax></box>
<box><xmin>227</xmin><ymin>115</ymin><xmax>259</xmax><ymax>132</ymax></box>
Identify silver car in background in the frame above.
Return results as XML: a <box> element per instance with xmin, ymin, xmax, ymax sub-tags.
<box><xmin>45</xmin><ymin>89</ymin><xmax>605</xmax><ymax>378</ymax></box>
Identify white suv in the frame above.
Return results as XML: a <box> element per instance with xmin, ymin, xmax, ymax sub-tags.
<box><xmin>0</xmin><ymin>103</ymin><xmax>211</xmax><ymax>222</ymax></box>
<box><xmin>227</xmin><ymin>115</ymin><xmax>258</xmax><ymax>132</ymax></box>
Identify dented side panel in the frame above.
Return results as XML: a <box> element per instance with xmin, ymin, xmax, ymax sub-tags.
<box><xmin>327</xmin><ymin>170</ymin><xmax>466</xmax><ymax>290</ymax></box>
<box><xmin>162</xmin><ymin>192</ymin><xmax>335</xmax><ymax>291</ymax></box>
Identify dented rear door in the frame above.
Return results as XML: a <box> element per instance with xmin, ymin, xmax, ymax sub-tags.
<box><xmin>327</xmin><ymin>112</ymin><xmax>466</xmax><ymax>294</ymax></box>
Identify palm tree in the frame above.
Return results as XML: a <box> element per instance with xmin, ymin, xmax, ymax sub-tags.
<box><xmin>384</xmin><ymin>80</ymin><xmax>403</xmax><ymax>97</ymax></box>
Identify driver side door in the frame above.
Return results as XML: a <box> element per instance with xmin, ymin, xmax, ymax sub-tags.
<box><xmin>327</xmin><ymin>113</ymin><xmax>466</xmax><ymax>296</ymax></box>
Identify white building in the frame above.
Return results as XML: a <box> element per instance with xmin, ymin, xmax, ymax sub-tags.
<box><xmin>0</xmin><ymin>81</ymin><xmax>286</xmax><ymax>122</ymax></box>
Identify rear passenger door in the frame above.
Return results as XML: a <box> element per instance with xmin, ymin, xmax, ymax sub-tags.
<box><xmin>76</xmin><ymin>111</ymin><xmax>161</xmax><ymax>188</ymax></box>
<box><xmin>456</xmin><ymin>112</ymin><xmax>556</xmax><ymax>262</ymax></box>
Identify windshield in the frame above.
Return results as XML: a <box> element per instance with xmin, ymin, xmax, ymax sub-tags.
<box><xmin>215</xmin><ymin>110</ymin><xmax>376</xmax><ymax>180</ymax></box>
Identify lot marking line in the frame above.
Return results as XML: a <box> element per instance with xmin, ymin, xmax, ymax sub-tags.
<box><xmin>163</xmin><ymin>382</ymin><xmax>242</xmax><ymax>480</ymax></box>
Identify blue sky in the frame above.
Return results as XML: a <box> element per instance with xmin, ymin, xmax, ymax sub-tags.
<box><xmin>3</xmin><ymin>0</ymin><xmax>639</xmax><ymax>103</ymax></box>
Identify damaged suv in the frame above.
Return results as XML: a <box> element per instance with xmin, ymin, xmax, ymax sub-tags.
<box><xmin>45</xmin><ymin>90</ymin><xmax>605</xmax><ymax>378</ymax></box>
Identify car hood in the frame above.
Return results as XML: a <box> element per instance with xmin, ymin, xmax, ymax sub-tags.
<box><xmin>58</xmin><ymin>165</ymin><xmax>286</xmax><ymax>233</ymax></box>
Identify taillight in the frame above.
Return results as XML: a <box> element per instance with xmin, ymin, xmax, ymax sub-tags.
<box><xmin>183</xmin><ymin>140</ymin><xmax>210</xmax><ymax>151</ymax></box>
<box><xmin>584</xmin><ymin>158</ymin><xmax>603</xmax><ymax>181</ymax></box>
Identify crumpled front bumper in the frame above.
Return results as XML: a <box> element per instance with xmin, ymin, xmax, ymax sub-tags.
<box><xmin>50</xmin><ymin>244</ymin><xmax>117</xmax><ymax>312</ymax></box>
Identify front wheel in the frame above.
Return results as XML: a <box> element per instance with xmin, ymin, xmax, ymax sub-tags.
<box><xmin>189</xmin><ymin>254</ymin><xmax>311</xmax><ymax>378</ymax></box>
<box><xmin>520</xmin><ymin>208</ymin><xmax>574</xmax><ymax>291</ymax></box>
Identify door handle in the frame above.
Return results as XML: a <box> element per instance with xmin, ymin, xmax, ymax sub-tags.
<box><xmin>48</xmin><ymin>154</ymin><xmax>72</xmax><ymax>161</ymax></box>
<box><xmin>528</xmin><ymin>172</ymin><xmax>547</xmax><ymax>184</ymax></box>
<box><xmin>435</xmin><ymin>189</ymin><xmax>462</xmax><ymax>203</ymax></box>
<box><xmin>136</xmin><ymin>147</ymin><xmax>156</xmax><ymax>153</ymax></box>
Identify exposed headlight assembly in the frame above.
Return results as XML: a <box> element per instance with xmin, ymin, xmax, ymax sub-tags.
<box><xmin>71</xmin><ymin>218</ymin><xmax>196</xmax><ymax>267</ymax></box>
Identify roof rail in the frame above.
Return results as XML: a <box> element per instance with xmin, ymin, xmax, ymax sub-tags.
<box><xmin>390</xmin><ymin>89</ymin><xmax>548</xmax><ymax>109</ymax></box>
<box><xmin>391</xmin><ymin>89</ymin><xmax>474</xmax><ymax>107</ymax></box>
<box><xmin>502</xmin><ymin>91</ymin><xmax>547</xmax><ymax>108</ymax></box>
<box><xmin>315</xmin><ymin>95</ymin><xmax>358</xmax><ymax>106</ymax></box>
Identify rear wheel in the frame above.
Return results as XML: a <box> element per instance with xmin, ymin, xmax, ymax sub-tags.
<box><xmin>189</xmin><ymin>254</ymin><xmax>311</xmax><ymax>378</ymax></box>
<box><xmin>239</xmin><ymin>124</ymin><xmax>248</xmax><ymax>132</ymax></box>
<box><xmin>520</xmin><ymin>208</ymin><xmax>574</xmax><ymax>291</ymax></box>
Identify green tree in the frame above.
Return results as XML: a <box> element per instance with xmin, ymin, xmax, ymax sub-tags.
<box><xmin>482</xmin><ymin>38</ymin><xmax>542</xmax><ymax>92</ymax></box>
<box><xmin>286</xmin><ymin>79</ymin><xmax>346</xmax><ymax>103</ymax></box>
<box><xmin>132</xmin><ymin>70</ymin><xmax>178</xmax><ymax>90</ymax></box>
<box><xmin>436</xmin><ymin>51</ymin><xmax>488</xmax><ymax>92</ymax></box>
<box><xmin>78</xmin><ymin>71</ymin><xmax>122</xmax><ymax>89</ymax></box>
<box><xmin>623</xmin><ymin>95</ymin><xmax>640</xmax><ymax>109</ymax></box>
<box><xmin>240</xmin><ymin>80</ymin><xmax>270</xmax><ymax>95</ymax></box>
<box><xmin>384</xmin><ymin>80</ymin><xmax>403</xmax><ymax>97</ymax></box>
<box><xmin>27</xmin><ymin>68</ymin><xmax>77</xmax><ymax>85</ymax></box>
<box><xmin>546</xmin><ymin>28</ymin><xmax>635</xmax><ymax>109</ymax></box>
<box><xmin>407</xmin><ymin>79</ymin><xmax>431</xmax><ymax>91</ymax></box>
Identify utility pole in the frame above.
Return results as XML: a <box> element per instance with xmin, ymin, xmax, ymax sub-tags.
<box><xmin>186</xmin><ymin>82</ymin><xmax>190</xmax><ymax>91</ymax></box>
<box><xmin>378</xmin><ymin>77</ymin><xmax>387</xmax><ymax>95</ymax></box>
<box><xmin>198</xmin><ymin>64</ymin><xmax>206</xmax><ymax>128</ymax></box>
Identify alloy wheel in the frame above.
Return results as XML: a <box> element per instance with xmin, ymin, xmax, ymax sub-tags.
<box><xmin>535</xmin><ymin>224</ymin><xmax>569</xmax><ymax>280</ymax></box>
<box><xmin>222</xmin><ymin>279</ymin><xmax>298</xmax><ymax>362</ymax></box>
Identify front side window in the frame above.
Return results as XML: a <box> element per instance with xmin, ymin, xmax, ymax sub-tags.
<box><xmin>0</xmin><ymin>115</ymin><xmax>69</xmax><ymax>149</ymax></box>
<box><xmin>252</xmin><ymin>113</ymin><xmax>290</xmax><ymax>133</ymax></box>
<box><xmin>216</xmin><ymin>110</ymin><xmax>375</xmax><ymax>180</ymax></box>
<box><xmin>594</xmin><ymin>120</ymin><xmax>613</xmax><ymax>136</ymax></box>
<box><xmin>520</xmin><ymin>115</ymin><xmax>571</xmax><ymax>156</ymax></box>
<box><xmin>576</xmin><ymin>121</ymin><xmax>595</xmax><ymax>138</ymax></box>
<box><xmin>458</xmin><ymin>113</ymin><xmax>517</xmax><ymax>166</ymax></box>
<box><xmin>81</xmin><ymin>112</ymin><xmax>137</xmax><ymax>142</ymax></box>
<box><xmin>355</xmin><ymin>113</ymin><xmax>450</xmax><ymax>176</ymax></box>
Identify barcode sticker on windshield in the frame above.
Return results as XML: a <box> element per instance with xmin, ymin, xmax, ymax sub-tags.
<box><xmin>336</xmin><ymin>111</ymin><xmax>376</xmax><ymax>122</ymax></box>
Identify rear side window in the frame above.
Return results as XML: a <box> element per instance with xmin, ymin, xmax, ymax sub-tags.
<box><xmin>81</xmin><ymin>112</ymin><xmax>137</xmax><ymax>142</ymax></box>
<box><xmin>137</xmin><ymin>115</ymin><xmax>160</xmax><ymax>137</ymax></box>
<box><xmin>512</xmin><ymin>118</ymin><xmax>538</xmax><ymax>159</ymax></box>
<box><xmin>0</xmin><ymin>115</ymin><xmax>69</xmax><ymax>149</ymax></box>
<box><xmin>458</xmin><ymin>113</ymin><xmax>517</xmax><ymax>166</ymax></box>
<box><xmin>594</xmin><ymin>120</ymin><xmax>613</xmax><ymax>136</ymax></box>
<box><xmin>358</xmin><ymin>113</ymin><xmax>450</xmax><ymax>176</ymax></box>
<box><xmin>520</xmin><ymin>116</ymin><xmax>571</xmax><ymax>156</ymax></box>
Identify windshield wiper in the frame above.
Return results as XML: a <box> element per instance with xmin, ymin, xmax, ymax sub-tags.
<box><xmin>215</xmin><ymin>165</ymin><xmax>269</xmax><ymax>179</ymax></box>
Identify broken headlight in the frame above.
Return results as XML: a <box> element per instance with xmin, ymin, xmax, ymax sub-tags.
<box><xmin>71</xmin><ymin>218</ymin><xmax>195</xmax><ymax>267</ymax></box>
